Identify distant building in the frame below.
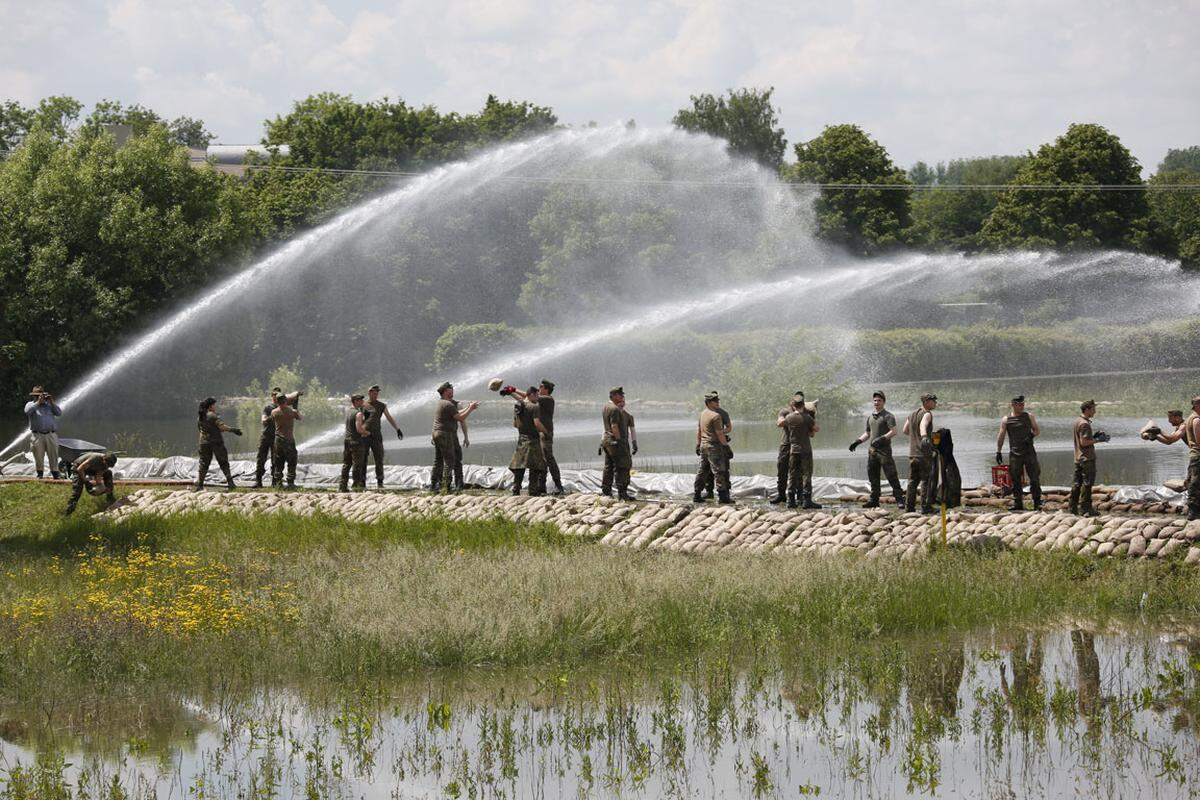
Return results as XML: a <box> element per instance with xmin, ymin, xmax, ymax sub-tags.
<box><xmin>203</xmin><ymin>144</ymin><xmax>291</xmax><ymax>177</ymax></box>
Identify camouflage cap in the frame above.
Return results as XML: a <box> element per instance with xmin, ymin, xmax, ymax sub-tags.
<box><xmin>1012</xmin><ymin>395</ymin><xmax>1025</xmax><ymax>403</ymax></box>
<box><xmin>350</xmin><ymin>393</ymin><xmax>365</xmax><ymax>402</ymax></box>
<box><xmin>437</xmin><ymin>381</ymin><xmax>453</xmax><ymax>394</ymax></box>
<box><xmin>872</xmin><ymin>390</ymin><xmax>886</xmax><ymax>400</ymax></box>
<box><xmin>368</xmin><ymin>384</ymin><xmax>381</xmax><ymax>392</ymax></box>
<box><xmin>271</xmin><ymin>387</ymin><xmax>281</xmax><ymax>395</ymax></box>
<box><xmin>704</xmin><ymin>391</ymin><xmax>719</xmax><ymax>402</ymax></box>
<box><xmin>609</xmin><ymin>386</ymin><xmax>624</xmax><ymax>396</ymax></box>
<box><xmin>540</xmin><ymin>378</ymin><xmax>555</xmax><ymax>391</ymax></box>
<box><xmin>793</xmin><ymin>390</ymin><xmax>805</xmax><ymax>399</ymax></box>
<box><xmin>921</xmin><ymin>393</ymin><xmax>938</xmax><ymax>402</ymax></box>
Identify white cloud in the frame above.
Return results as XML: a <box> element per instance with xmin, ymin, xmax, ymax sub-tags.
<box><xmin>0</xmin><ymin>0</ymin><xmax>1194</xmax><ymax>170</ymax></box>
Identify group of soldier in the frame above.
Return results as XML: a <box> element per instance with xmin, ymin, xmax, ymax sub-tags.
<box><xmin>181</xmin><ymin>380</ymin><xmax>1200</xmax><ymax>524</ymax></box>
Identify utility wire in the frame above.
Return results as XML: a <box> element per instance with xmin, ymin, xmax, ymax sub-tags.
<box><xmin>234</xmin><ymin>162</ymin><xmax>1200</xmax><ymax>191</ymax></box>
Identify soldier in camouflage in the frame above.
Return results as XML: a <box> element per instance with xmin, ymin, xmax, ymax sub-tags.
<box><xmin>270</xmin><ymin>393</ymin><xmax>302</xmax><ymax>488</ymax></box>
<box><xmin>253</xmin><ymin>388</ymin><xmax>280</xmax><ymax>488</ymax></box>
<box><xmin>903</xmin><ymin>393</ymin><xmax>939</xmax><ymax>514</ymax></box>
<box><xmin>1069</xmin><ymin>399</ymin><xmax>1108</xmax><ymax>517</ymax></box>
<box><xmin>431</xmin><ymin>382</ymin><xmax>479</xmax><ymax>494</ymax></box>
<box><xmin>995</xmin><ymin>395</ymin><xmax>1043</xmax><ymax>511</ymax></box>
<box><xmin>693</xmin><ymin>391</ymin><xmax>733</xmax><ymax>504</ymax></box>
<box><xmin>849</xmin><ymin>390</ymin><xmax>904</xmax><ymax>508</ymax></box>
<box><xmin>509</xmin><ymin>385</ymin><xmax>548</xmax><ymax>496</ymax></box>
<box><xmin>195</xmin><ymin>397</ymin><xmax>241</xmax><ymax>491</ymax></box>
<box><xmin>339</xmin><ymin>394</ymin><xmax>371</xmax><ymax>492</ymax></box>
<box><xmin>364</xmin><ymin>385</ymin><xmax>403</xmax><ymax>489</ymax></box>
<box><xmin>781</xmin><ymin>393</ymin><xmax>820</xmax><ymax>509</ymax></box>
<box><xmin>600</xmin><ymin>387</ymin><xmax>634</xmax><ymax>500</ymax></box>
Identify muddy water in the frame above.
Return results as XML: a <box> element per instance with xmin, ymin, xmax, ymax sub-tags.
<box><xmin>2</xmin><ymin>627</ymin><xmax>1198</xmax><ymax>798</ymax></box>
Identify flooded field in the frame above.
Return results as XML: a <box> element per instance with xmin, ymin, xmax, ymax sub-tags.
<box><xmin>2</xmin><ymin>628</ymin><xmax>1199</xmax><ymax>799</ymax></box>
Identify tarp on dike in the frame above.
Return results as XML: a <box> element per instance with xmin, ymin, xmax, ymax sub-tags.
<box><xmin>0</xmin><ymin>452</ymin><xmax>1186</xmax><ymax>506</ymax></box>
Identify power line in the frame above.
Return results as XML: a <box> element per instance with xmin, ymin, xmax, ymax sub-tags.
<box><xmin>234</xmin><ymin>163</ymin><xmax>1200</xmax><ymax>191</ymax></box>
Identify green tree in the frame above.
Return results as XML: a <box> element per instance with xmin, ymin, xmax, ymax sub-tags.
<box><xmin>784</xmin><ymin>124</ymin><xmax>911</xmax><ymax>254</ymax></box>
<box><xmin>82</xmin><ymin>99</ymin><xmax>214</xmax><ymax>147</ymax></box>
<box><xmin>0</xmin><ymin>127</ymin><xmax>254</xmax><ymax>407</ymax></box>
<box><xmin>907</xmin><ymin>156</ymin><xmax>1027</xmax><ymax>251</ymax></box>
<box><xmin>1158</xmin><ymin>146</ymin><xmax>1200</xmax><ymax>174</ymax></box>
<box><xmin>908</xmin><ymin>161</ymin><xmax>938</xmax><ymax>186</ymax></box>
<box><xmin>980</xmin><ymin>124</ymin><xmax>1150</xmax><ymax>251</ymax></box>
<box><xmin>1148</xmin><ymin>170</ymin><xmax>1200</xmax><ymax>269</ymax></box>
<box><xmin>672</xmin><ymin>87</ymin><xmax>787</xmax><ymax>170</ymax></box>
<box><xmin>702</xmin><ymin>338</ymin><xmax>853</xmax><ymax>420</ymax></box>
<box><xmin>0</xmin><ymin>96</ymin><xmax>81</xmax><ymax>153</ymax></box>
<box><xmin>430</xmin><ymin>323</ymin><xmax>524</xmax><ymax>371</ymax></box>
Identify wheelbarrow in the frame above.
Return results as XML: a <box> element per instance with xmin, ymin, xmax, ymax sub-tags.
<box><xmin>57</xmin><ymin>437</ymin><xmax>110</xmax><ymax>478</ymax></box>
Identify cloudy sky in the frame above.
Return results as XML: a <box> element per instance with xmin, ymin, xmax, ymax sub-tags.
<box><xmin>3</xmin><ymin>0</ymin><xmax>1197</xmax><ymax>171</ymax></box>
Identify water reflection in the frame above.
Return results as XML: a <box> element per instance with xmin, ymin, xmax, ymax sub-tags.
<box><xmin>3</xmin><ymin>627</ymin><xmax>1199</xmax><ymax>798</ymax></box>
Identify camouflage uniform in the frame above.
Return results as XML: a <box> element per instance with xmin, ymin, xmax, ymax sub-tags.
<box><xmin>784</xmin><ymin>409</ymin><xmax>816</xmax><ymax>506</ymax></box>
<box><xmin>339</xmin><ymin>406</ymin><xmax>368</xmax><ymax>491</ymax></box>
<box><xmin>1069</xmin><ymin>415</ymin><xmax>1097</xmax><ymax>515</ymax></box>
<box><xmin>197</xmin><ymin>411</ymin><xmax>235</xmax><ymax>489</ymax></box>
<box><xmin>66</xmin><ymin>453</ymin><xmax>114</xmax><ymax>515</ymax></box>
<box><xmin>600</xmin><ymin>401</ymin><xmax>632</xmax><ymax>498</ymax></box>
<box><xmin>537</xmin><ymin>393</ymin><xmax>563</xmax><ymax>493</ymax></box>
<box><xmin>693</xmin><ymin>406</ymin><xmax>731</xmax><ymax>498</ymax></box>
<box><xmin>254</xmin><ymin>402</ymin><xmax>276</xmax><ymax>487</ymax></box>
<box><xmin>431</xmin><ymin>399</ymin><xmax>460</xmax><ymax>493</ymax></box>
<box><xmin>864</xmin><ymin>410</ymin><xmax>904</xmax><ymax>505</ymax></box>
<box><xmin>1185</xmin><ymin>411</ymin><xmax>1200</xmax><ymax>519</ymax></box>
<box><xmin>365</xmin><ymin>398</ymin><xmax>389</xmax><ymax>488</ymax></box>
<box><xmin>1002</xmin><ymin>411</ymin><xmax>1042</xmax><ymax>509</ymax></box>
<box><xmin>773</xmin><ymin>405</ymin><xmax>791</xmax><ymax>502</ymax></box>
<box><xmin>270</xmin><ymin>405</ymin><xmax>300</xmax><ymax>487</ymax></box>
<box><xmin>906</xmin><ymin>407</ymin><xmax>938</xmax><ymax>512</ymax></box>
<box><xmin>509</xmin><ymin>398</ymin><xmax>546</xmax><ymax>495</ymax></box>
<box><xmin>702</xmin><ymin>407</ymin><xmax>732</xmax><ymax>498</ymax></box>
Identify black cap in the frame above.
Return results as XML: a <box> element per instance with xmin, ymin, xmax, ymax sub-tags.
<box><xmin>1012</xmin><ymin>395</ymin><xmax>1025</xmax><ymax>403</ymax></box>
<box><xmin>872</xmin><ymin>390</ymin><xmax>886</xmax><ymax>400</ymax></box>
<box><xmin>437</xmin><ymin>381</ymin><xmax>452</xmax><ymax>394</ymax></box>
<box><xmin>368</xmin><ymin>384</ymin><xmax>381</xmax><ymax>392</ymax></box>
<box><xmin>540</xmin><ymin>378</ymin><xmax>555</xmax><ymax>392</ymax></box>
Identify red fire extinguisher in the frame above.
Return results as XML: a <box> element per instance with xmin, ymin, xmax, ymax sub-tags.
<box><xmin>991</xmin><ymin>463</ymin><xmax>1012</xmax><ymax>490</ymax></box>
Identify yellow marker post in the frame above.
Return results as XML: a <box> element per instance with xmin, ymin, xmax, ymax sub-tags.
<box><xmin>931</xmin><ymin>431</ymin><xmax>947</xmax><ymax>548</ymax></box>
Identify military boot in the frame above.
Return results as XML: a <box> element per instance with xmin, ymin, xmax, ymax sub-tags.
<box><xmin>1031</xmin><ymin>486</ymin><xmax>1043</xmax><ymax>511</ymax></box>
<box><xmin>692</xmin><ymin>491</ymin><xmax>705</xmax><ymax>503</ymax></box>
<box><xmin>703</xmin><ymin>488</ymin><xmax>714</xmax><ymax>500</ymax></box>
<box><xmin>769</xmin><ymin>494</ymin><xmax>786</xmax><ymax>505</ymax></box>
<box><xmin>530</xmin><ymin>471</ymin><xmax>547</xmax><ymax>497</ymax></box>
<box><xmin>222</xmin><ymin>469</ymin><xmax>236</xmax><ymax>491</ymax></box>
<box><xmin>511</xmin><ymin>469</ymin><xmax>525</xmax><ymax>496</ymax></box>
<box><xmin>1068</xmin><ymin>485</ymin><xmax>1080</xmax><ymax>515</ymax></box>
<box><xmin>1009</xmin><ymin>496</ymin><xmax>1025</xmax><ymax>512</ymax></box>
<box><xmin>338</xmin><ymin>483</ymin><xmax>349</xmax><ymax>493</ymax></box>
<box><xmin>253</xmin><ymin>469</ymin><xmax>265</xmax><ymax>489</ymax></box>
<box><xmin>717</xmin><ymin>490</ymin><xmax>734</xmax><ymax>505</ymax></box>
<box><xmin>786</xmin><ymin>491</ymin><xmax>798</xmax><ymax>509</ymax></box>
<box><xmin>617</xmin><ymin>488</ymin><xmax>633</xmax><ymax>501</ymax></box>
<box><xmin>864</xmin><ymin>498</ymin><xmax>881</xmax><ymax>508</ymax></box>
<box><xmin>893</xmin><ymin>490</ymin><xmax>905</xmax><ymax>507</ymax></box>
<box><xmin>802</xmin><ymin>492</ymin><xmax>822</xmax><ymax>510</ymax></box>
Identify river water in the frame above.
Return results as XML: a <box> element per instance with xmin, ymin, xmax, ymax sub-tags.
<box><xmin>2</xmin><ymin>626</ymin><xmax>1198</xmax><ymax>799</ymax></box>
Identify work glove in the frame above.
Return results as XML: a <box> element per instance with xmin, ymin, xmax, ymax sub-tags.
<box><xmin>848</xmin><ymin>440</ymin><xmax>860</xmax><ymax>452</ymax></box>
<box><xmin>231</xmin><ymin>428</ymin><xmax>243</xmax><ymax>436</ymax></box>
<box><xmin>499</xmin><ymin>385</ymin><xmax>517</xmax><ymax>397</ymax></box>
<box><xmin>597</xmin><ymin>445</ymin><xmax>603</xmax><ymax>456</ymax></box>
<box><xmin>995</xmin><ymin>452</ymin><xmax>1003</xmax><ymax>465</ymax></box>
<box><xmin>1093</xmin><ymin>431</ymin><xmax>1111</xmax><ymax>443</ymax></box>
<box><xmin>870</xmin><ymin>436</ymin><xmax>888</xmax><ymax>449</ymax></box>
<box><xmin>396</xmin><ymin>428</ymin><xmax>404</xmax><ymax>440</ymax></box>
<box><xmin>632</xmin><ymin>441</ymin><xmax>639</xmax><ymax>455</ymax></box>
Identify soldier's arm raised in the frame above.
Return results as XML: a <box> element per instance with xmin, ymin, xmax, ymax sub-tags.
<box><xmin>454</xmin><ymin>401</ymin><xmax>480</xmax><ymax>422</ymax></box>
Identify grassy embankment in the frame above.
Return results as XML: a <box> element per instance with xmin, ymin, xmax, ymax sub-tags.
<box><xmin>3</xmin><ymin>482</ymin><xmax>1200</xmax><ymax>695</ymax></box>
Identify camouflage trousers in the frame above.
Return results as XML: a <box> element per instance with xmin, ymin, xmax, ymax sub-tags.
<box><xmin>431</xmin><ymin>436</ymin><xmax>463</xmax><ymax>491</ymax></box>
<box><xmin>601</xmin><ymin>440</ymin><xmax>632</xmax><ymax>494</ymax></box>
<box><xmin>340</xmin><ymin>439</ymin><xmax>367</xmax><ymax>490</ymax></box>
<box><xmin>509</xmin><ymin>434</ymin><xmax>546</xmax><ymax>471</ymax></box>
<box><xmin>1187</xmin><ymin>456</ymin><xmax>1200</xmax><ymax>517</ymax></box>
<box><xmin>1070</xmin><ymin>459</ymin><xmax>1097</xmax><ymax>513</ymax></box>
<box><xmin>272</xmin><ymin>436</ymin><xmax>298</xmax><ymax>486</ymax></box>
<box><xmin>1009</xmin><ymin>450</ymin><xmax>1042</xmax><ymax>506</ymax></box>
<box><xmin>693</xmin><ymin>444</ymin><xmax>730</xmax><ymax>494</ymax></box>
<box><xmin>431</xmin><ymin>431</ymin><xmax>459</xmax><ymax>492</ymax></box>
<box><xmin>787</xmin><ymin>451</ymin><xmax>813</xmax><ymax>495</ymax></box>
<box><xmin>540</xmin><ymin>433</ymin><xmax>562</xmax><ymax>491</ymax></box>
<box><xmin>66</xmin><ymin>470</ymin><xmax>113</xmax><ymax>514</ymax></box>
<box><xmin>254</xmin><ymin>434</ymin><xmax>275</xmax><ymax>484</ymax></box>
<box><xmin>774</xmin><ymin>443</ymin><xmax>789</xmax><ymax>500</ymax></box>
<box><xmin>906</xmin><ymin>456</ymin><xmax>938</xmax><ymax>511</ymax></box>
<box><xmin>867</xmin><ymin>449</ymin><xmax>903</xmax><ymax>502</ymax></box>
<box><xmin>197</xmin><ymin>441</ymin><xmax>232</xmax><ymax>486</ymax></box>
<box><xmin>365</xmin><ymin>434</ymin><xmax>386</xmax><ymax>487</ymax></box>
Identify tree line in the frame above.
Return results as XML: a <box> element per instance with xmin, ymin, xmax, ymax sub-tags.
<box><xmin>0</xmin><ymin>89</ymin><xmax>1196</xmax><ymax>410</ymax></box>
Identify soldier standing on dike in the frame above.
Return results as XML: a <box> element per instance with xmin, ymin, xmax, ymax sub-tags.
<box><xmin>364</xmin><ymin>385</ymin><xmax>403</xmax><ymax>489</ymax></box>
<box><xmin>770</xmin><ymin>395</ymin><xmax>796</xmax><ymax>504</ymax></box>
<box><xmin>509</xmin><ymin>385</ymin><xmax>549</xmax><ymax>496</ymax></box>
<box><xmin>195</xmin><ymin>397</ymin><xmax>241</xmax><ymax>491</ymax></box>
<box><xmin>781</xmin><ymin>393</ymin><xmax>821</xmax><ymax>509</ymax></box>
<box><xmin>1069</xmin><ymin>399</ymin><xmax>1109</xmax><ymax>517</ymax></box>
<box><xmin>849</xmin><ymin>390</ymin><xmax>904</xmax><ymax>508</ymax></box>
<box><xmin>693</xmin><ymin>391</ymin><xmax>733</xmax><ymax>504</ymax></box>
<box><xmin>699</xmin><ymin>400</ymin><xmax>732</xmax><ymax>500</ymax></box>
<box><xmin>600</xmin><ymin>387</ymin><xmax>634</xmax><ymax>500</ymax></box>
<box><xmin>537</xmin><ymin>379</ymin><xmax>565</xmax><ymax>495</ymax></box>
<box><xmin>431</xmin><ymin>382</ymin><xmax>479</xmax><ymax>494</ymax></box>
<box><xmin>903</xmin><ymin>393</ymin><xmax>939</xmax><ymax>514</ymax></box>
<box><xmin>270</xmin><ymin>393</ymin><xmax>302</xmax><ymax>489</ymax></box>
<box><xmin>1150</xmin><ymin>397</ymin><xmax>1200</xmax><ymax>520</ymax></box>
<box><xmin>996</xmin><ymin>395</ymin><xmax>1043</xmax><ymax>511</ymax></box>
<box><xmin>253</xmin><ymin>388</ymin><xmax>279</xmax><ymax>488</ymax></box>
<box><xmin>64</xmin><ymin>452</ymin><xmax>119</xmax><ymax>515</ymax></box>
<box><xmin>338</xmin><ymin>394</ymin><xmax>371</xmax><ymax>492</ymax></box>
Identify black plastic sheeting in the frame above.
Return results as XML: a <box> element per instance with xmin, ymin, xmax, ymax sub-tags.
<box><xmin>0</xmin><ymin>453</ymin><xmax>1187</xmax><ymax>506</ymax></box>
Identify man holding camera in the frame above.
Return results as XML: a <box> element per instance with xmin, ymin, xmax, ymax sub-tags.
<box><xmin>24</xmin><ymin>386</ymin><xmax>62</xmax><ymax>479</ymax></box>
<box><xmin>1070</xmin><ymin>399</ymin><xmax>1109</xmax><ymax>517</ymax></box>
